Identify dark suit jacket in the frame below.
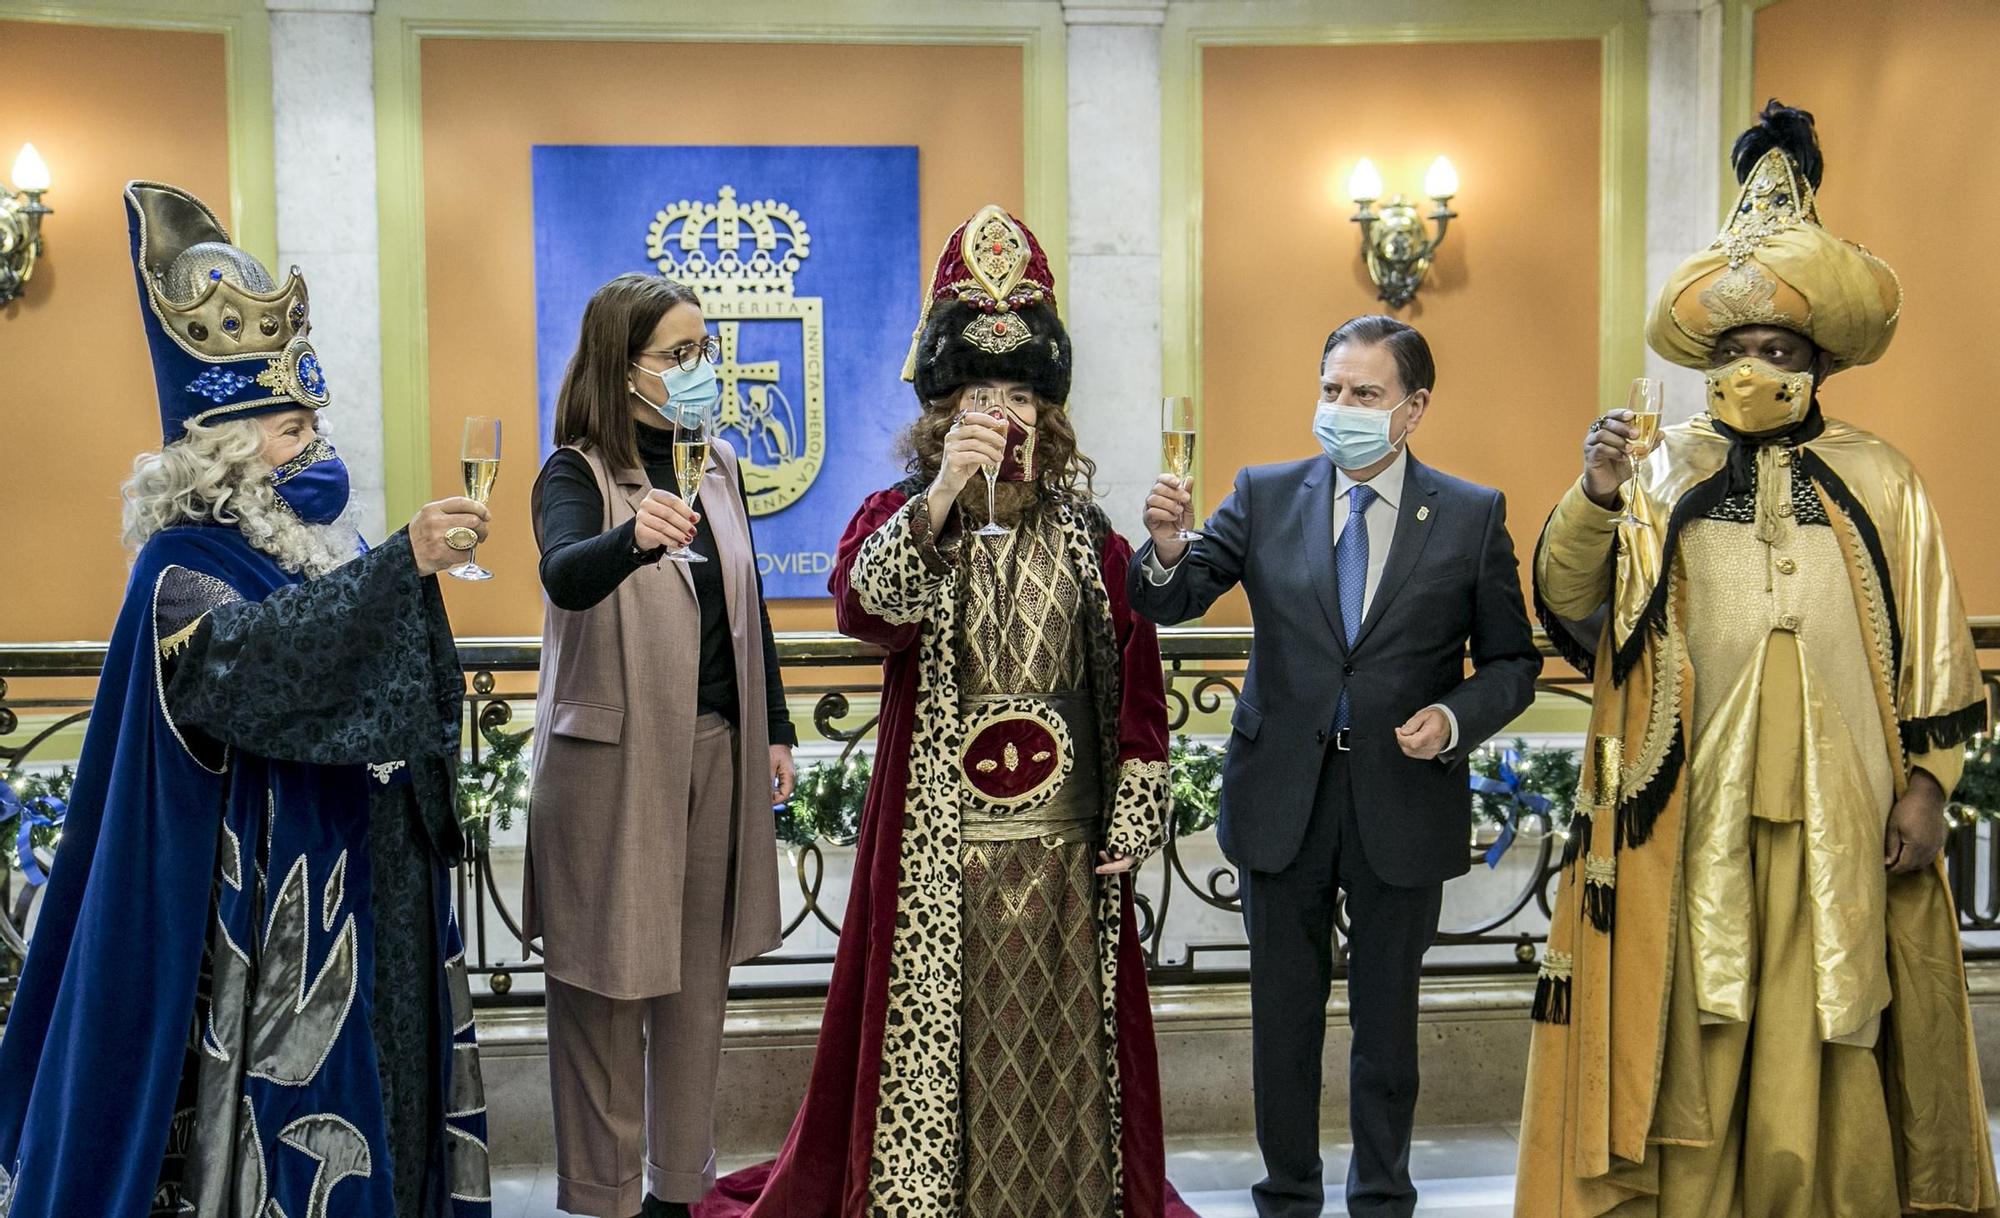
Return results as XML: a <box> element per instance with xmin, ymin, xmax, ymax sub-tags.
<box><xmin>1129</xmin><ymin>451</ymin><xmax>1541</xmax><ymax>885</ymax></box>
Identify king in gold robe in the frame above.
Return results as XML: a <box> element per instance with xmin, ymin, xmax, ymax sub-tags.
<box><xmin>1517</xmin><ymin>102</ymin><xmax>1996</xmax><ymax>1216</ymax></box>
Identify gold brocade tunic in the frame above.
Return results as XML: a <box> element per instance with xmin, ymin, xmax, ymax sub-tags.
<box><xmin>1521</xmin><ymin>417</ymin><xmax>1994</xmax><ymax>1217</ymax></box>
<box><xmin>953</xmin><ymin>512</ymin><xmax>1116</xmax><ymax>1218</ymax></box>
<box><xmin>1677</xmin><ymin>445</ymin><xmax>1894</xmax><ymax>1042</ymax></box>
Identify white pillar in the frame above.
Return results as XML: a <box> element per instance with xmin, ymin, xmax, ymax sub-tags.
<box><xmin>268</xmin><ymin>0</ymin><xmax>388</xmax><ymax>540</ymax></box>
<box><xmin>1645</xmin><ymin>0</ymin><xmax>1726</xmax><ymax>419</ymax></box>
<box><xmin>1063</xmin><ymin>0</ymin><xmax>1166</xmax><ymax>540</ymax></box>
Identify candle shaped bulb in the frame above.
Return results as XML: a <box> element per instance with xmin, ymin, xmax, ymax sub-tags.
<box><xmin>1424</xmin><ymin>155</ymin><xmax>1459</xmax><ymax>201</ymax></box>
<box><xmin>1348</xmin><ymin>157</ymin><xmax>1383</xmax><ymax>204</ymax></box>
<box><xmin>12</xmin><ymin>144</ymin><xmax>50</xmax><ymax>193</ymax></box>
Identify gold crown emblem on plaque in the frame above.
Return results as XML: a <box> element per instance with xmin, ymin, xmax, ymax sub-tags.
<box><xmin>645</xmin><ymin>185</ymin><xmax>810</xmax><ymax>299</ymax></box>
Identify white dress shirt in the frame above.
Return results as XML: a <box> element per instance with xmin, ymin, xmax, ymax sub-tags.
<box><xmin>1146</xmin><ymin>448</ymin><xmax>1460</xmax><ymax>751</ymax></box>
<box><xmin>1330</xmin><ymin>448</ymin><xmax>1408</xmax><ymax>620</ymax></box>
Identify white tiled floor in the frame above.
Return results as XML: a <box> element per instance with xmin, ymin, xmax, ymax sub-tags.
<box><xmin>492</xmin><ymin>1113</ymin><xmax>2000</xmax><ymax>1217</ymax></box>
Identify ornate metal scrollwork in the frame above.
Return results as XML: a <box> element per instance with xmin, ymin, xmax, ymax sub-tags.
<box><xmin>4</xmin><ymin>626</ymin><xmax>1997</xmax><ymax>1010</ymax></box>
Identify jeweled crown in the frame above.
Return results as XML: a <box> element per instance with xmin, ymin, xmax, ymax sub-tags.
<box><xmin>645</xmin><ymin>185</ymin><xmax>809</xmax><ymax>300</ymax></box>
<box><xmin>125</xmin><ymin>181</ymin><xmax>330</xmax><ymax>443</ymax></box>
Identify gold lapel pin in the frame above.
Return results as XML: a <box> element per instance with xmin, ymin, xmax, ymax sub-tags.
<box><xmin>1417</xmin><ymin>505</ymin><xmax>1431</xmax><ymax>522</ymax></box>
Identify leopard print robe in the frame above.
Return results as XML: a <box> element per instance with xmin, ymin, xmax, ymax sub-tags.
<box><xmin>843</xmin><ymin>488</ymin><xmax>1171</xmax><ymax>1217</ymax></box>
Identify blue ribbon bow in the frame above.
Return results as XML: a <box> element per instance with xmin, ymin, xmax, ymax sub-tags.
<box><xmin>1467</xmin><ymin>748</ymin><xmax>1551</xmax><ymax>867</ymax></box>
<box><xmin>0</xmin><ymin>774</ymin><xmax>67</xmax><ymax>887</ymax></box>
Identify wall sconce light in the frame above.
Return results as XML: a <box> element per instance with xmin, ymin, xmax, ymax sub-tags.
<box><xmin>1347</xmin><ymin>155</ymin><xmax>1457</xmax><ymax>308</ymax></box>
<box><xmin>1</xmin><ymin>144</ymin><xmax>54</xmax><ymax>307</ymax></box>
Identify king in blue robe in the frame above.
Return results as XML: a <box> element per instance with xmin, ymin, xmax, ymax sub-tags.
<box><xmin>0</xmin><ymin>182</ymin><xmax>491</xmax><ymax>1218</ymax></box>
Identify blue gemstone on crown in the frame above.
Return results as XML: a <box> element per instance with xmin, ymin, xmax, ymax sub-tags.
<box><xmin>298</xmin><ymin>353</ymin><xmax>327</xmax><ymax>395</ymax></box>
<box><xmin>209</xmin><ymin>268</ymin><xmax>223</xmax><ymax>281</ymax></box>
<box><xmin>186</xmin><ymin>367</ymin><xmax>255</xmax><ymax>402</ymax></box>
<box><xmin>222</xmin><ymin>317</ymin><xmax>239</xmax><ymax>331</ymax></box>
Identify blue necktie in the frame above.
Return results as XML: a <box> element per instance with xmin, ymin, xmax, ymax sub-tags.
<box><xmin>1333</xmin><ymin>484</ymin><xmax>1375</xmax><ymax>733</ymax></box>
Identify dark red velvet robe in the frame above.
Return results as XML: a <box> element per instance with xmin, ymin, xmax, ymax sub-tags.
<box><xmin>699</xmin><ymin>489</ymin><xmax>1191</xmax><ymax>1218</ymax></box>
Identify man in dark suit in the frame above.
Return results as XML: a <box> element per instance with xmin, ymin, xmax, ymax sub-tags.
<box><xmin>1130</xmin><ymin>315</ymin><xmax>1540</xmax><ymax>1217</ymax></box>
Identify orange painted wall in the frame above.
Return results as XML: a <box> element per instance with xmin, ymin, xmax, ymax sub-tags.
<box><xmin>418</xmin><ymin>39</ymin><xmax>1025</xmax><ymax>637</ymax></box>
<box><xmin>1199</xmin><ymin>40</ymin><xmax>1603</xmax><ymax>626</ymax></box>
<box><xmin>1754</xmin><ymin>0</ymin><xmax>2000</xmax><ymax>615</ymax></box>
<box><xmin>0</xmin><ymin>22</ymin><xmax>231</xmax><ymax>642</ymax></box>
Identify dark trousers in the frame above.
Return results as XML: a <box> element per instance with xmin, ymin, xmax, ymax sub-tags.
<box><xmin>1243</xmin><ymin>750</ymin><xmax>1444</xmax><ymax>1218</ymax></box>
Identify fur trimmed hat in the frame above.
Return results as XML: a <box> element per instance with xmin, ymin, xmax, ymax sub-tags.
<box><xmin>903</xmin><ymin>205</ymin><xmax>1071</xmax><ymax>407</ymax></box>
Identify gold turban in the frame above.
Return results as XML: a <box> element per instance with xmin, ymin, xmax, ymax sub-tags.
<box><xmin>1647</xmin><ymin>144</ymin><xmax>1901</xmax><ymax>373</ymax></box>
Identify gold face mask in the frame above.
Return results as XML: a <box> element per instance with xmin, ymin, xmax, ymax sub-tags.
<box><xmin>1704</xmin><ymin>357</ymin><xmax>1814</xmax><ymax>434</ymax></box>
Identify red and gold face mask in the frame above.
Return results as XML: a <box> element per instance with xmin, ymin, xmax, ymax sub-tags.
<box><xmin>995</xmin><ymin>404</ymin><xmax>1039</xmax><ymax>482</ymax></box>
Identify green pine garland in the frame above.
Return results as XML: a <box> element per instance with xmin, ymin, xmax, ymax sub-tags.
<box><xmin>1948</xmin><ymin>732</ymin><xmax>2000</xmax><ymax>825</ymax></box>
<box><xmin>1168</xmin><ymin>736</ymin><xmax>1225</xmax><ymax>838</ymax></box>
<box><xmin>775</xmin><ymin>753</ymin><xmax>873</xmax><ymax>849</ymax></box>
<box><xmin>456</xmin><ymin>729</ymin><xmax>528</xmax><ymax>855</ymax></box>
<box><xmin>0</xmin><ymin>767</ymin><xmax>74</xmax><ymax>878</ymax></box>
<box><xmin>1470</xmin><ymin>738</ymin><xmax>1582</xmax><ymax>833</ymax></box>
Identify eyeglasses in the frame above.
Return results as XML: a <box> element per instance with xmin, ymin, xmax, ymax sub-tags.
<box><xmin>649</xmin><ymin>334</ymin><xmax>721</xmax><ymax>372</ymax></box>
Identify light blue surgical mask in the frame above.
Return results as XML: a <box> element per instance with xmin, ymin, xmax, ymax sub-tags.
<box><xmin>631</xmin><ymin>359</ymin><xmax>721</xmax><ymax>425</ymax></box>
<box><xmin>1313</xmin><ymin>394</ymin><xmax>1414</xmax><ymax>470</ymax></box>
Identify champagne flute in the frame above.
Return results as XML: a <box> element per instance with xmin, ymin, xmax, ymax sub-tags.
<box><xmin>965</xmin><ymin>386</ymin><xmax>1010</xmax><ymax>538</ymax></box>
<box><xmin>1615</xmin><ymin>378</ymin><xmax>1663</xmax><ymax>528</ymax></box>
<box><xmin>1161</xmin><ymin>395</ymin><xmax>1201</xmax><ymax>541</ymax></box>
<box><xmin>662</xmin><ymin>395</ymin><xmax>711</xmax><ymax>564</ymax></box>
<box><xmin>448</xmin><ymin>416</ymin><xmax>501</xmax><ymax>581</ymax></box>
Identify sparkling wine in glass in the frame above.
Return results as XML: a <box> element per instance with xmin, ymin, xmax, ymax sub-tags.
<box><xmin>1615</xmin><ymin>378</ymin><xmax>1663</xmax><ymax>528</ymax></box>
<box><xmin>966</xmin><ymin>386</ymin><xmax>1010</xmax><ymax>538</ymax></box>
<box><xmin>1160</xmin><ymin>395</ymin><xmax>1201</xmax><ymax>541</ymax></box>
<box><xmin>663</xmin><ymin>397</ymin><xmax>711</xmax><ymax>564</ymax></box>
<box><xmin>448</xmin><ymin>416</ymin><xmax>501</xmax><ymax>581</ymax></box>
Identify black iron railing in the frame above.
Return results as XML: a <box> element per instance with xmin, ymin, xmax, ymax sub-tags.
<box><xmin>3</xmin><ymin>623</ymin><xmax>1996</xmax><ymax>1009</ymax></box>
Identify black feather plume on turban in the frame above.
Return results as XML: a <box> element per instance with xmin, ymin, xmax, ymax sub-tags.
<box><xmin>1732</xmin><ymin>99</ymin><xmax>1824</xmax><ymax>189</ymax></box>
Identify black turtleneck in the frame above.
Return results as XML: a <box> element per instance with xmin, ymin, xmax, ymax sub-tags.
<box><xmin>535</xmin><ymin>422</ymin><xmax>796</xmax><ymax>747</ymax></box>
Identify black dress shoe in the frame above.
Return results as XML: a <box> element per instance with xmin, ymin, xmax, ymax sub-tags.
<box><xmin>638</xmin><ymin>1196</ymin><xmax>691</xmax><ymax>1218</ymax></box>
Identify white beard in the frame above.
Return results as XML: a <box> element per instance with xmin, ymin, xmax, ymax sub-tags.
<box><xmin>229</xmin><ymin>477</ymin><xmax>362</xmax><ymax>579</ymax></box>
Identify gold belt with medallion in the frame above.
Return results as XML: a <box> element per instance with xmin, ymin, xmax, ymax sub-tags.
<box><xmin>957</xmin><ymin>691</ymin><xmax>1103</xmax><ymax>844</ymax></box>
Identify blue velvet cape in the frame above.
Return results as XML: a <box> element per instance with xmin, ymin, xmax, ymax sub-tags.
<box><xmin>0</xmin><ymin>526</ymin><xmax>488</xmax><ymax>1217</ymax></box>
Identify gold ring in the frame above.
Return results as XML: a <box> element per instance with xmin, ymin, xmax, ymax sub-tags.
<box><xmin>444</xmin><ymin>526</ymin><xmax>478</xmax><ymax>552</ymax></box>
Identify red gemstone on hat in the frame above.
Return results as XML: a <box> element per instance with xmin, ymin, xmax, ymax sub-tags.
<box><xmin>994</xmin><ymin>321</ymin><xmax>1008</xmax><ymax>334</ymax></box>
<box><xmin>992</xmin><ymin>242</ymin><xmax>1005</xmax><ymax>253</ymax></box>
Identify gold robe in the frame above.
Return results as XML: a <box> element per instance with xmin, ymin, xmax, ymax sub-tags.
<box><xmin>1517</xmin><ymin>416</ymin><xmax>1993</xmax><ymax>1216</ymax></box>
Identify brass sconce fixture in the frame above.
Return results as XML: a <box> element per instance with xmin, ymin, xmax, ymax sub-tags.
<box><xmin>1347</xmin><ymin>156</ymin><xmax>1457</xmax><ymax>308</ymax></box>
<box><xmin>1</xmin><ymin>144</ymin><xmax>53</xmax><ymax>306</ymax></box>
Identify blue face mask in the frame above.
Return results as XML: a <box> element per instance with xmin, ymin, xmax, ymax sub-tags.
<box><xmin>1312</xmin><ymin>394</ymin><xmax>1414</xmax><ymax>470</ymax></box>
<box><xmin>269</xmin><ymin>437</ymin><xmax>350</xmax><ymax>525</ymax></box>
<box><xmin>632</xmin><ymin>358</ymin><xmax>721</xmax><ymax>425</ymax></box>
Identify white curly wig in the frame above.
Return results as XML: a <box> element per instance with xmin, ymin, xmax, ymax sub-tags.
<box><xmin>122</xmin><ymin>416</ymin><xmax>358</xmax><ymax>578</ymax></box>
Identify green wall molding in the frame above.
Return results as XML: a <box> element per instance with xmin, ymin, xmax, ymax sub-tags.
<box><xmin>1719</xmin><ymin>0</ymin><xmax>1787</xmax><ymax>218</ymax></box>
<box><xmin>0</xmin><ymin>0</ymin><xmax>276</xmax><ymax>267</ymax></box>
<box><xmin>371</xmin><ymin>0</ymin><xmax>1069</xmax><ymax>523</ymax></box>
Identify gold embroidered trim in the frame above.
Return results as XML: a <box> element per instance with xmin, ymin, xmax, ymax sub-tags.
<box><xmin>157</xmin><ymin>612</ymin><xmax>208</xmax><ymax>659</ymax></box>
<box><xmin>1583</xmin><ymin>854</ymin><xmax>1617</xmax><ymax>886</ymax></box>
<box><xmin>1697</xmin><ymin>261</ymin><xmax>1786</xmax><ymax>332</ymax></box>
<box><xmin>961</xmin><ymin>310</ymin><xmax>1035</xmax><ymax>355</ymax></box>
<box><xmin>962</xmin><ymin>207</ymin><xmax>1032</xmax><ymax>303</ymax></box>
<box><xmin>270</xmin><ymin>436</ymin><xmax>335</xmax><ymax>483</ymax></box>
<box><xmin>1623</xmin><ymin>576</ymin><xmax>1685</xmax><ymax>806</ymax></box>
<box><xmin>1712</xmin><ymin>147</ymin><xmax>1820</xmax><ymax>268</ymax></box>
<box><xmin>1540</xmin><ymin>949</ymin><xmax>1574</xmax><ymax>981</ymax></box>
<box><xmin>1823</xmin><ymin>481</ymin><xmax>1904</xmax><ymax>772</ymax></box>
